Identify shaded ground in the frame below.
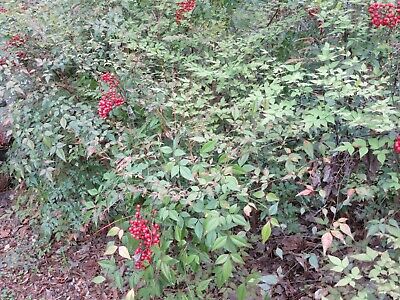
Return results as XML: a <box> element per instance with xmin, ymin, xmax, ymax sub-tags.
<box><xmin>0</xmin><ymin>189</ymin><xmax>120</xmax><ymax>300</ymax></box>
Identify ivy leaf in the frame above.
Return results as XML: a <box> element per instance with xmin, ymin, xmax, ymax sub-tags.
<box><xmin>180</xmin><ymin>166</ymin><xmax>194</xmax><ymax>181</ymax></box>
<box><xmin>261</xmin><ymin>222</ymin><xmax>272</xmax><ymax>243</ymax></box>
<box><xmin>92</xmin><ymin>276</ymin><xmax>106</xmax><ymax>284</ymax></box>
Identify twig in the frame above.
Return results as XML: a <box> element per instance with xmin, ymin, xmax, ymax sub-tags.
<box><xmin>93</xmin><ymin>214</ymin><xmax>135</xmax><ymax>236</ymax></box>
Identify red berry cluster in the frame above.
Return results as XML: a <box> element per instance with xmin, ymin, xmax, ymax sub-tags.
<box><xmin>98</xmin><ymin>72</ymin><xmax>125</xmax><ymax>119</ymax></box>
<box><xmin>128</xmin><ymin>205</ymin><xmax>160</xmax><ymax>269</ymax></box>
<box><xmin>368</xmin><ymin>2</ymin><xmax>400</xmax><ymax>28</ymax></box>
<box><xmin>6</xmin><ymin>35</ymin><xmax>26</xmax><ymax>48</ymax></box>
<box><xmin>394</xmin><ymin>136</ymin><xmax>400</xmax><ymax>154</ymax></box>
<box><xmin>0</xmin><ymin>57</ymin><xmax>6</xmax><ymax>66</ymax></box>
<box><xmin>0</xmin><ymin>7</ymin><xmax>7</xmax><ymax>13</ymax></box>
<box><xmin>176</xmin><ymin>0</ymin><xmax>196</xmax><ymax>23</ymax></box>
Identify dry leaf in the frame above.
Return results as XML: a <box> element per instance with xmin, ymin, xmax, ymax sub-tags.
<box><xmin>331</xmin><ymin>230</ymin><xmax>346</xmax><ymax>244</ymax></box>
<box><xmin>296</xmin><ymin>188</ymin><xmax>313</xmax><ymax>197</ymax></box>
<box><xmin>321</xmin><ymin>232</ymin><xmax>333</xmax><ymax>256</ymax></box>
<box><xmin>243</xmin><ymin>202</ymin><xmax>256</xmax><ymax>217</ymax></box>
<box><xmin>118</xmin><ymin>246</ymin><xmax>131</xmax><ymax>260</ymax></box>
<box><xmin>339</xmin><ymin>223</ymin><xmax>353</xmax><ymax>240</ymax></box>
<box><xmin>0</xmin><ymin>228</ymin><xmax>11</xmax><ymax>238</ymax></box>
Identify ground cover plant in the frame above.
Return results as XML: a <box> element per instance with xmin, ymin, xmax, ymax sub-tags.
<box><xmin>0</xmin><ymin>0</ymin><xmax>399</xmax><ymax>299</ymax></box>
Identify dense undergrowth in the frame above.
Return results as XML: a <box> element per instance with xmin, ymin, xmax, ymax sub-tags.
<box><xmin>0</xmin><ymin>0</ymin><xmax>400</xmax><ymax>299</ymax></box>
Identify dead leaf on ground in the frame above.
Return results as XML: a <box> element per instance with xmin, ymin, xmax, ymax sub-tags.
<box><xmin>0</xmin><ymin>227</ymin><xmax>11</xmax><ymax>238</ymax></box>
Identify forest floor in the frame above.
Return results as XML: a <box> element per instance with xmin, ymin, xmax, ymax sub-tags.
<box><xmin>0</xmin><ymin>187</ymin><xmax>120</xmax><ymax>300</ymax></box>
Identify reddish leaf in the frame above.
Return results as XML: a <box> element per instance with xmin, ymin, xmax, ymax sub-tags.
<box><xmin>321</xmin><ymin>232</ymin><xmax>333</xmax><ymax>256</ymax></box>
<box><xmin>331</xmin><ymin>230</ymin><xmax>346</xmax><ymax>244</ymax></box>
<box><xmin>296</xmin><ymin>188</ymin><xmax>313</xmax><ymax>197</ymax></box>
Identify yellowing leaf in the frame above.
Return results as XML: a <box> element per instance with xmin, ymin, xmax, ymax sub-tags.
<box><xmin>118</xmin><ymin>246</ymin><xmax>131</xmax><ymax>260</ymax></box>
<box><xmin>321</xmin><ymin>232</ymin><xmax>333</xmax><ymax>256</ymax></box>
<box><xmin>107</xmin><ymin>226</ymin><xmax>120</xmax><ymax>237</ymax></box>
<box><xmin>126</xmin><ymin>289</ymin><xmax>135</xmax><ymax>300</ymax></box>
<box><xmin>261</xmin><ymin>222</ymin><xmax>272</xmax><ymax>243</ymax></box>
<box><xmin>104</xmin><ymin>244</ymin><xmax>118</xmax><ymax>255</ymax></box>
<box><xmin>92</xmin><ymin>276</ymin><xmax>106</xmax><ymax>284</ymax></box>
<box><xmin>118</xmin><ymin>229</ymin><xmax>124</xmax><ymax>240</ymax></box>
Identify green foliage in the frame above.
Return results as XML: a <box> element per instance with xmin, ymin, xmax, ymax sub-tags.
<box><xmin>1</xmin><ymin>0</ymin><xmax>399</xmax><ymax>298</ymax></box>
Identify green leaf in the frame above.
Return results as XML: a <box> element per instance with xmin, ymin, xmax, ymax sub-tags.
<box><xmin>200</xmin><ymin>140</ymin><xmax>216</xmax><ymax>155</ymax></box>
<box><xmin>230</xmin><ymin>235</ymin><xmax>249</xmax><ymax>248</ymax></box>
<box><xmin>253</xmin><ymin>191</ymin><xmax>265</xmax><ymax>198</ymax></box>
<box><xmin>56</xmin><ymin>148</ymin><xmax>66</xmax><ymax>162</ymax></box>
<box><xmin>161</xmin><ymin>262</ymin><xmax>173</xmax><ymax>282</ymax></box>
<box><xmin>98</xmin><ymin>259</ymin><xmax>116</xmax><ymax>271</ymax></box>
<box><xmin>266</xmin><ymin>193</ymin><xmax>279</xmax><ymax>202</ymax></box>
<box><xmin>195</xmin><ymin>279</ymin><xmax>212</xmax><ymax>294</ymax></box>
<box><xmin>225</xmin><ymin>176</ymin><xmax>239</xmax><ymax>191</ymax></box>
<box><xmin>359</xmin><ymin>147</ymin><xmax>368</xmax><ymax>158</ymax></box>
<box><xmin>261</xmin><ymin>222</ymin><xmax>272</xmax><ymax>243</ymax></box>
<box><xmin>303</xmin><ymin>140</ymin><xmax>314</xmax><ymax>159</ymax></box>
<box><xmin>160</xmin><ymin>146</ymin><xmax>173</xmax><ymax>154</ymax></box>
<box><xmin>88</xmin><ymin>188</ymin><xmax>98</xmax><ymax>196</ymax></box>
<box><xmin>222</xmin><ymin>258</ymin><xmax>233</xmax><ymax>283</ymax></box>
<box><xmin>308</xmin><ymin>253</ymin><xmax>319</xmax><ymax>270</ymax></box>
<box><xmin>180</xmin><ymin>166</ymin><xmax>194</xmax><ymax>181</ymax></box>
<box><xmin>194</xmin><ymin>221</ymin><xmax>203</xmax><ymax>239</ymax></box>
<box><xmin>236</xmin><ymin>283</ymin><xmax>247</xmax><ymax>300</ymax></box>
<box><xmin>231</xmin><ymin>215</ymin><xmax>249</xmax><ymax>229</ymax></box>
<box><xmin>215</xmin><ymin>254</ymin><xmax>229</xmax><ymax>265</ymax></box>
<box><xmin>231</xmin><ymin>253</ymin><xmax>244</xmax><ymax>264</ymax></box>
<box><xmin>328</xmin><ymin>255</ymin><xmax>342</xmax><ymax>266</ymax></box>
<box><xmin>174</xmin><ymin>149</ymin><xmax>186</xmax><ymax>157</ymax></box>
<box><xmin>204</xmin><ymin>217</ymin><xmax>220</xmax><ymax>234</ymax></box>
<box><xmin>377</xmin><ymin>152</ymin><xmax>386</xmax><ymax>164</ymax></box>
<box><xmin>169</xmin><ymin>210</ymin><xmax>179</xmax><ymax>222</ymax></box>
<box><xmin>212</xmin><ymin>236</ymin><xmax>228</xmax><ymax>251</ymax></box>
<box><xmin>335</xmin><ymin>276</ymin><xmax>352</xmax><ymax>287</ymax></box>
<box><xmin>171</xmin><ymin>165</ymin><xmax>180</xmax><ymax>178</ymax></box>
<box><xmin>92</xmin><ymin>276</ymin><xmax>106</xmax><ymax>284</ymax></box>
